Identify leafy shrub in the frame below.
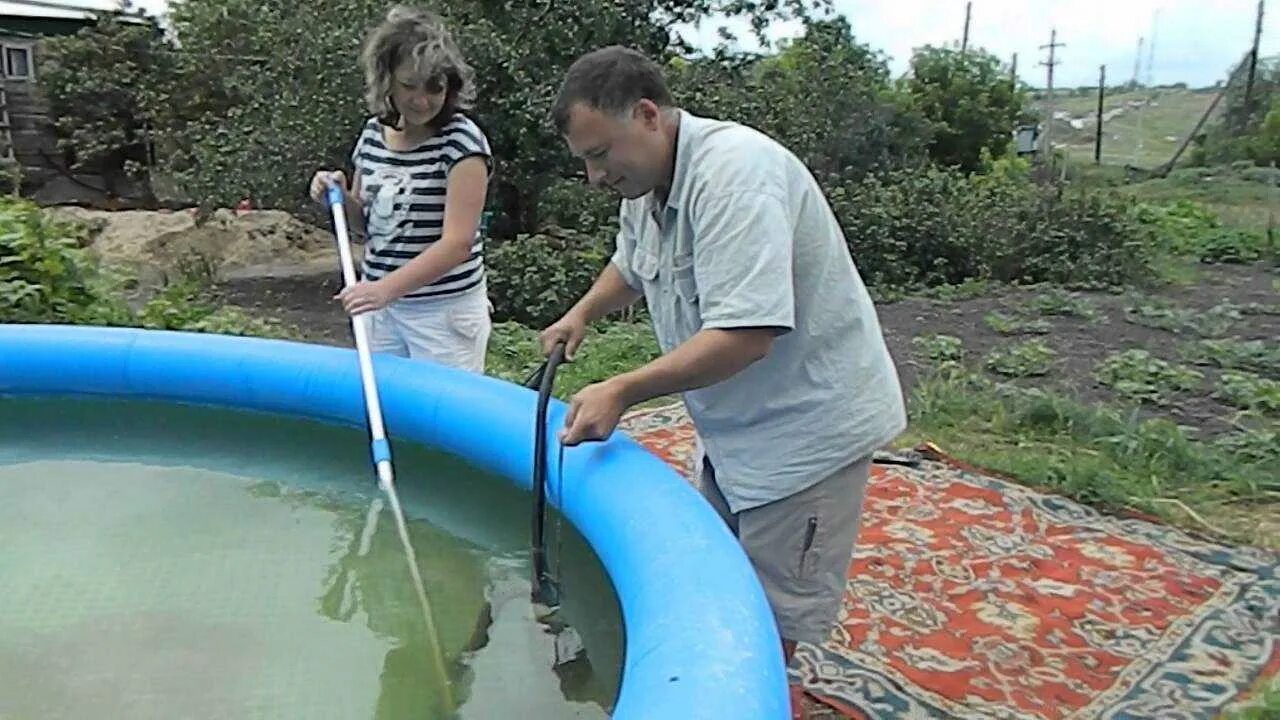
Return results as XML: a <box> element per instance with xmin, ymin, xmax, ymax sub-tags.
<box><xmin>535</xmin><ymin>178</ymin><xmax>619</xmax><ymax>235</ymax></box>
<box><xmin>833</xmin><ymin>166</ymin><xmax>1156</xmax><ymax>291</ymax></box>
<box><xmin>1124</xmin><ymin>296</ymin><xmax>1242</xmax><ymax>337</ymax></box>
<box><xmin>137</xmin><ymin>280</ymin><xmax>296</xmax><ymax>338</ymax></box>
<box><xmin>1181</xmin><ymin>339</ymin><xmax>1280</xmax><ymax>380</ymax></box>
<box><xmin>485</xmin><ymin>227</ymin><xmax>610</xmax><ymax>327</ymax></box>
<box><xmin>984</xmin><ymin>312</ymin><xmax>1051</xmax><ymax>335</ymax></box>
<box><xmin>1134</xmin><ymin>200</ymin><xmax>1221</xmax><ymax>255</ymax></box>
<box><xmin>1096</xmin><ymin>349</ymin><xmax>1203</xmax><ymax>405</ymax></box>
<box><xmin>1217</xmin><ymin>372</ymin><xmax>1280</xmax><ymax>414</ymax></box>
<box><xmin>0</xmin><ymin>197</ymin><xmax>130</xmax><ymax>324</ymax></box>
<box><xmin>1022</xmin><ymin>288</ymin><xmax>1102</xmax><ymax>320</ymax></box>
<box><xmin>911</xmin><ymin>334</ymin><xmax>964</xmax><ymax>367</ymax></box>
<box><xmin>985</xmin><ymin>340</ymin><xmax>1057</xmax><ymax>377</ymax></box>
<box><xmin>1196</xmin><ymin>228</ymin><xmax>1272</xmax><ymax>264</ymax></box>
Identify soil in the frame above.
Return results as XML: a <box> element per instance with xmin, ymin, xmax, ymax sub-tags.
<box><xmin>877</xmin><ymin>265</ymin><xmax>1279</xmax><ymax>438</ymax></box>
<box><xmin>213</xmin><ymin>258</ymin><xmax>1277</xmax><ymax>440</ymax></box>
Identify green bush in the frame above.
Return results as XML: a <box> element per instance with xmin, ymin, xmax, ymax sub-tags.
<box><xmin>1134</xmin><ymin>200</ymin><xmax>1221</xmax><ymax>255</ymax></box>
<box><xmin>904</xmin><ymin>46</ymin><xmax>1029</xmax><ymax>172</ymax></box>
<box><xmin>833</xmin><ymin>167</ymin><xmax>1155</xmax><ymax>290</ymax></box>
<box><xmin>137</xmin><ymin>279</ymin><xmax>297</xmax><ymax>338</ymax></box>
<box><xmin>535</xmin><ymin>178</ymin><xmax>619</xmax><ymax>235</ymax></box>
<box><xmin>1196</xmin><ymin>228</ymin><xmax>1272</xmax><ymax>264</ymax></box>
<box><xmin>1096</xmin><ymin>349</ymin><xmax>1203</xmax><ymax>405</ymax></box>
<box><xmin>0</xmin><ymin>197</ymin><xmax>130</xmax><ymax>324</ymax></box>
<box><xmin>0</xmin><ymin>196</ymin><xmax>295</xmax><ymax>337</ymax></box>
<box><xmin>985</xmin><ymin>340</ymin><xmax>1057</xmax><ymax>377</ymax></box>
<box><xmin>485</xmin><ymin>227</ymin><xmax>609</xmax><ymax>327</ymax></box>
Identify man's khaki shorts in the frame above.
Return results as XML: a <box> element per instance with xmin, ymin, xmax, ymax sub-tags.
<box><xmin>696</xmin><ymin>456</ymin><xmax>871</xmax><ymax>646</ymax></box>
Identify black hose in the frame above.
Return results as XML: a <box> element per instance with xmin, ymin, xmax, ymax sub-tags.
<box><xmin>525</xmin><ymin>341</ymin><xmax>566</xmax><ymax>609</ymax></box>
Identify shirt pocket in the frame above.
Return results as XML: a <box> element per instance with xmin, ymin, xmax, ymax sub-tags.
<box><xmin>666</xmin><ymin>253</ymin><xmax>702</xmax><ymax>342</ymax></box>
<box><xmin>671</xmin><ymin>254</ymin><xmax>699</xmax><ymax>305</ymax></box>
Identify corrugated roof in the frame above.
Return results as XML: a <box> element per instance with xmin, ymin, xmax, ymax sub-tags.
<box><xmin>0</xmin><ymin>0</ymin><xmax>149</xmax><ymax>22</ymax></box>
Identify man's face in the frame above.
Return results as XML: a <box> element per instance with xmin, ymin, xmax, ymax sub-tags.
<box><xmin>563</xmin><ymin>100</ymin><xmax>664</xmax><ymax>200</ymax></box>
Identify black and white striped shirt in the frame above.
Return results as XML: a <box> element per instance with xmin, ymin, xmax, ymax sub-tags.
<box><xmin>351</xmin><ymin>113</ymin><xmax>492</xmax><ymax>300</ymax></box>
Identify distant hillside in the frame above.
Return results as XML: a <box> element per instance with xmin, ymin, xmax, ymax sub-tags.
<box><xmin>1028</xmin><ymin>88</ymin><xmax>1220</xmax><ymax>167</ymax></box>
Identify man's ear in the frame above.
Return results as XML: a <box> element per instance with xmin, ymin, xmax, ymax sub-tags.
<box><xmin>633</xmin><ymin>99</ymin><xmax>662</xmax><ymax>130</ymax></box>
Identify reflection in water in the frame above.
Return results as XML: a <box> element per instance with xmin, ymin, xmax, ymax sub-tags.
<box><xmin>313</xmin><ymin>489</ymin><xmax>613</xmax><ymax>718</ymax></box>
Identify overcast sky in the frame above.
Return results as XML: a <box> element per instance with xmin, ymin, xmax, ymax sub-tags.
<box><xmin>677</xmin><ymin>0</ymin><xmax>1278</xmax><ymax>88</ymax></box>
<box><xmin>104</xmin><ymin>0</ymin><xmax>1279</xmax><ymax>88</ymax></box>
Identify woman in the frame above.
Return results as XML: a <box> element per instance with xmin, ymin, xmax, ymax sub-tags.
<box><xmin>310</xmin><ymin>5</ymin><xmax>492</xmax><ymax>372</ymax></box>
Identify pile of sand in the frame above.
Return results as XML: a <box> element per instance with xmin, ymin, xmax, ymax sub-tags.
<box><xmin>51</xmin><ymin>206</ymin><xmax>344</xmax><ymax>285</ymax></box>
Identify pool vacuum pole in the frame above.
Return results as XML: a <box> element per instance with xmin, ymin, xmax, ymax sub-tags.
<box><xmin>325</xmin><ymin>182</ymin><xmax>455</xmax><ymax>712</ymax></box>
<box><xmin>324</xmin><ymin>184</ymin><xmax>394</xmax><ymax>487</ymax></box>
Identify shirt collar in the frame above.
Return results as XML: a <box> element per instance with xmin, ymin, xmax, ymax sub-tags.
<box><xmin>648</xmin><ymin>109</ymin><xmax>693</xmax><ymax>218</ymax></box>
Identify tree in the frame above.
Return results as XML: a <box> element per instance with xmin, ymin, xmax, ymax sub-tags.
<box><xmin>37</xmin><ymin>14</ymin><xmax>173</xmax><ymax>199</ymax></box>
<box><xmin>149</xmin><ymin>0</ymin><xmax>830</xmax><ymax>230</ymax></box>
<box><xmin>904</xmin><ymin>45</ymin><xmax>1029</xmax><ymax>172</ymax></box>
<box><xmin>670</xmin><ymin>17</ymin><xmax>930</xmax><ymax>182</ymax></box>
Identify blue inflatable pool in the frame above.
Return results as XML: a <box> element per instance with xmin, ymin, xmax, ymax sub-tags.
<box><xmin>0</xmin><ymin>324</ymin><xmax>788</xmax><ymax>719</ymax></box>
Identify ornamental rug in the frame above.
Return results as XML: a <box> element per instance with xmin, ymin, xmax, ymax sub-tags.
<box><xmin>617</xmin><ymin>402</ymin><xmax>1280</xmax><ymax>719</ymax></box>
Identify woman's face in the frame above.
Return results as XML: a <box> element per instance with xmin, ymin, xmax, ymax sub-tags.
<box><xmin>390</xmin><ymin>60</ymin><xmax>448</xmax><ymax>127</ymax></box>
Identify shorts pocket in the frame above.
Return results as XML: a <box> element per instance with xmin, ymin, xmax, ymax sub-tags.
<box><xmin>447</xmin><ymin>296</ymin><xmax>489</xmax><ymax>341</ymax></box>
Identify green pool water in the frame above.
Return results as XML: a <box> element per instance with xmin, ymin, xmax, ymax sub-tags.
<box><xmin>0</xmin><ymin>398</ymin><xmax>623</xmax><ymax>720</ymax></box>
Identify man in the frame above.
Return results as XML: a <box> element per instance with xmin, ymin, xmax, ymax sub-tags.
<box><xmin>539</xmin><ymin>44</ymin><xmax>906</xmax><ymax>709</ymax></box>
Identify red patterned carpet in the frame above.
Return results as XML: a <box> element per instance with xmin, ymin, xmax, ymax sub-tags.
<box><xmin>618</xmin><ymin>402</ymin><xmax>1280</xmax><ymax>719</ymax></box>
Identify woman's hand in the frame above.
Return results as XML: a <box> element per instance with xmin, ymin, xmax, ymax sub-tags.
<box><xmin>335</xmin><ymin>279</ymin><xmax>394</xmax><ymax>316</ymax></box>
<box><xmin>310</xmin><ymin>170</ymin><xmax>348</xmax><ymax>204</ymax></box>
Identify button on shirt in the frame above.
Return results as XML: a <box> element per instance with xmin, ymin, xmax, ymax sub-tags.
<box><xmin>611</xmin><ymin>110</ymin><xmax>907</xmax><ymax>514</ymax></box>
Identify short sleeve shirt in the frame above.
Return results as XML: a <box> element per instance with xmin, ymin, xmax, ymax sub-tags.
<box><xmin>611</xmin><ymin>110</ymin><xmax>907</xmax><ymax>513</ymax></box>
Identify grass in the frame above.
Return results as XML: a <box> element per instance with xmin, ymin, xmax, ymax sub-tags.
<box><xmin>1037</xmin><ymin>88</ymin><xmax>1218</xmax><ymax>168</ymax></box>
<box><xmin>1124</xmin><ymin>165</ymin><xmax>1280</xmax><ymax>235</ymax></box>
<box><xmin>1222</xmin><ymin>680</ymin><xmax>1280</xmax><ymax>720</ymax></box>
<box><xmin>485</xmin><ymin>320</ymin><xmax>660</xmax><ymax>400</ymax></box>
<box><xmin>902</xmin><ymin>367</ymin><xmax>1278</xmax><ymax>549</ymax></box>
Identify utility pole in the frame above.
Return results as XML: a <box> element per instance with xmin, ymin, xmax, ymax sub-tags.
<box><xmin>1095</xmin><ymin>65</ymin><xmax>1107</xmax><ymax>164</ymax></box>
<box><xmin>1133</xmin><ymin>10</ymin><xmax>1159</xmax><ymax>165</ymax></box>
<box><xmin>961</xmin><ymin>2</ymin><xmax>972</xmax><ymax>55</ymax></box>
<box><xmin>1131</xmin><ymin>37</ymin><xmax>1144</xmax><ymax>88</ymax></box>
<box><xmin>1010</xmin><ymin>52</ymin><xmax>1018</xmax><ymax>90</ymax></box>
<box><xmin>1039</xmin><ymin>28</ymin><xmax>1065</xmax><ymax>161</ymax></box>
<box><xmin>1244</xmin><ymin>0</ymin><xmax>1266</xmax><ymax>122</ymax></box>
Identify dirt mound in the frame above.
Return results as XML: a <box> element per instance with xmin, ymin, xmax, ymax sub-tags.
<box><xmin>51</xmin><ymin>206</ymin><xmax>339</xmax><ymax>284</ymax></box>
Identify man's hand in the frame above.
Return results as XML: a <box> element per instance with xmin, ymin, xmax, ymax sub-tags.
<box><xmin>540</xmin><ymin>310</ymin><xmax>588</xmax><ymax>361</ymax></box>
<box><xmin>335</xmin><ymin>279</ymin><xmax>394</xmax><ymax>316</ymax></box>
<box><xmin>559</xmin><ymin>378</ymin><xmax>632</xmax><ymax>446</ymax></box>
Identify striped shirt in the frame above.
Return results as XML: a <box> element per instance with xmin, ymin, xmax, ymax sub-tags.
<box><xmin>350</xmin><ymin>113</ymin><xmax>492</xmax><ymax>300</ymax></box>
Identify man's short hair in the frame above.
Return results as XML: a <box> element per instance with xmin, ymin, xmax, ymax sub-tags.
<box><xmin>550</xmin><ymin>45</ymin><xmax>675</xmax><ymax>133</ymax></box>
